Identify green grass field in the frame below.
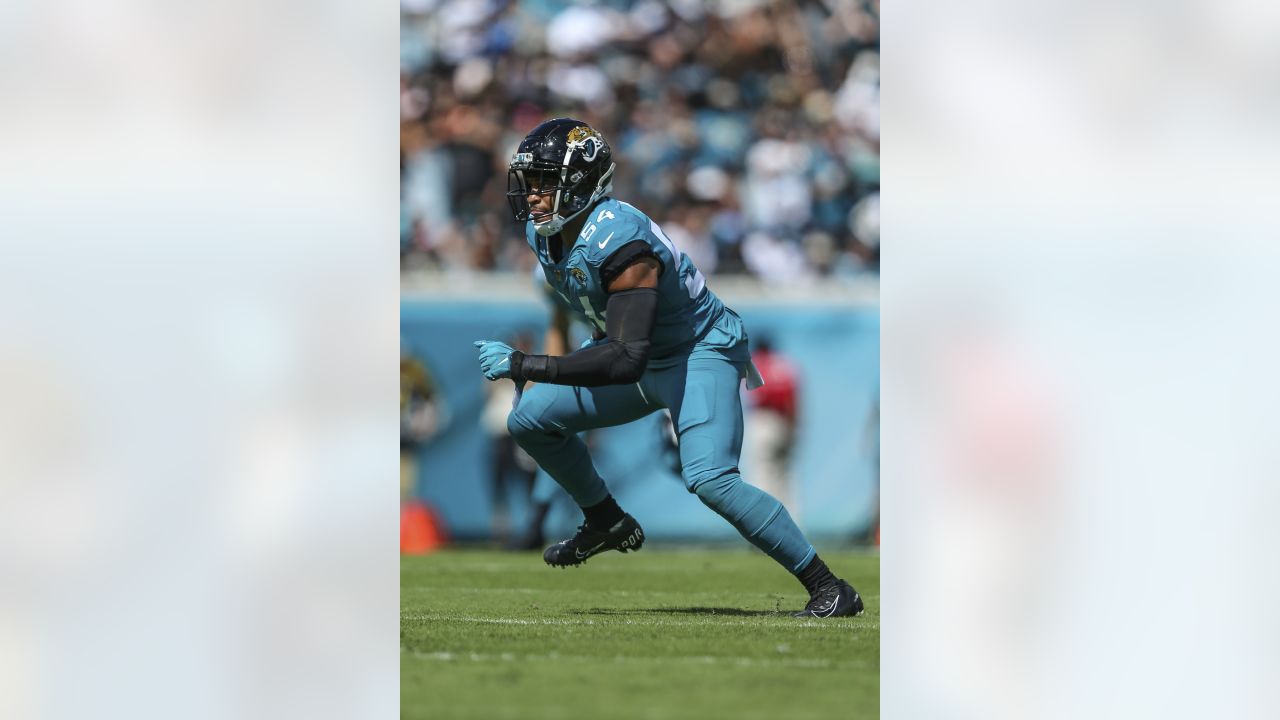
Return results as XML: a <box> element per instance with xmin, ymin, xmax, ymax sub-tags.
<box><xmin>402</xmin><ymin>547</ymin><xmax>879</xmax><ymax>720</ymax></box>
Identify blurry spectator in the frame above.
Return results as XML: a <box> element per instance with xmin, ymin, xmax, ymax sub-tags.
<box><xmin>864</xmin><ymin>395</ymin><xmax>880</xmax><ymax>545</ymax></box>
<box><xmin>848</xmin><ymin>189</ymin><xmax>879</xmax><ymax>271</ymax></box>
<box><xmin>399</xmin><ymin>0</ymin><xmax>881</xmax><ymax>281</ymax></box>
<box><xmin>480</xmin><ymin>332</ymin><xmax>539</xmax><ymax>542</ymax></box>
<box><xmin>744</xmin><ymin>336</ymin><xmax>800</xmax><ymax>511</ymax></box>
<box><xmin>660</xmin><ymin>202</ymin><xmax>719</xmax><ymax>276</ymax></box>
<box><xmin>744</xmin><ymin>129</ymin><xmax>814</xmax><ymax>233</ymax></box>
<box><xmin>743</xmin><ymin>230</ymin><xmax>811</xmax><ymax>284</ymax></box>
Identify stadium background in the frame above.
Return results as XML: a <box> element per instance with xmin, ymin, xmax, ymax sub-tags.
<box><xmin>400</xmin><ymin>0</ymin><xmax>879</xmax><ymax>544</ymax></box>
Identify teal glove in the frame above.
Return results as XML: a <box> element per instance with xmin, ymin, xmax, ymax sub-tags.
<box><xmin>473</xmin><ymin>340</ymin><xmax>519</xmax><ymax>381</ymax></box>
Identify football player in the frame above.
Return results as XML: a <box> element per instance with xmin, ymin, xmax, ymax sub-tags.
<box><xmin>473</xmin><ymin>118</ymin><xmax>863</xmax><ymax>618</ymax></box>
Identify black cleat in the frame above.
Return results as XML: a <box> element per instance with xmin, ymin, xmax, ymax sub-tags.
<box><xmin>793</xmin><ymin>580</ymin><xmax>864</xmax><ymax>618</ymax></box>
<box><xmin>543</xmin><ymin>514</ymin><xmax>644</xmax><ymax>567</ymax></box>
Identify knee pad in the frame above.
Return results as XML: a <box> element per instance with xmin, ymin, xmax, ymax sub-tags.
<box><xmin>507</xmin><ymin>407</ymin><xmax>567</xmax><ymax>451</ymax></box>
<box><xmin>506</xmin><ymin>408</ymin><xmax>538</xmax><ymax>444</ymax></box>
<box><xmin>690</xmin><ymin>467</ymin><xmax>775</xmax><ymax>534</ymax></box>
<box><xmin>689</xmin><ymin>467</ymin><xmax>740</xmax><ymax>502</ymax></box>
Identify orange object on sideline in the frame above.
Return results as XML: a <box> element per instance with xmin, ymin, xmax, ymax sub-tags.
<box><xmin>401</xmin><ymin>501</ymin><xmax>447</xmax><ymax>554</ymax></box>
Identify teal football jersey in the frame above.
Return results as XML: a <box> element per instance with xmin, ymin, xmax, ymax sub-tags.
<box><xmin>526</xmin><ymin>197</ymin><xmax>747</xmax><ymax>368</ymax></box>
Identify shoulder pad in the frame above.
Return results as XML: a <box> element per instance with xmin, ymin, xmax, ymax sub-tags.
<box><xmin>580</xmin><ymin>206</ymin><xmax>649</xmax><ymax>267</ymax></box>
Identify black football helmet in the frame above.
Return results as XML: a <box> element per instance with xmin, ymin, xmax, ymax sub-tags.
<box><xmin>507</xmin><ymin>118</ymin><xmax>616</xmax><ymax>237</ymax></box>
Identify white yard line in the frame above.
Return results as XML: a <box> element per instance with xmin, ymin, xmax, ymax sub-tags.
<box><xmin>403</xmin><ymin>586</ymin><xmax>794</xmax><ymax>597</ymax></box>
<box><xmin>404</xmin><ymin>587</ymin><xmax>880</xmax><ymax>602</ymax></box>
<box><xmin>426</xmin><ymin>563</ymin><xmax>720</xmax><ymax>573</ymax></box>
<box><xmin>404</xmin><ymin>649</ymin><xmax>840</xmax><ymax>669</ymax></box>
<box><xmin>401</xmin><ymin>613</ymin><xmax>877</xmax><ymax>630</ymax></box>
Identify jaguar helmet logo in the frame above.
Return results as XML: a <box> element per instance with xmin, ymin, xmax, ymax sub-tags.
<box><xmin>566</xmin><ymin>126</ymin><xmax>604</xmax><ymax>163</ymax></box>
<box><xmin>569</xmin><ymin>267</ymin><xmax>588</xmax><ymax>284</ymax></box>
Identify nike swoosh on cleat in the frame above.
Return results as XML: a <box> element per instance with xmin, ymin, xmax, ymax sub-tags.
<box><xmin>597</xmin><ymin>232</ymin><xmax>613</xmax><ymax>249</ymax></box>
<box><xmin>574</xmin><ymin>542</ymin><xmax>606</xmax><ymax>560</ymax></box>
<box><xmin>816</xmin><ymin>590</ymin><xmax>848</xmax><ymax>618</ymax></box>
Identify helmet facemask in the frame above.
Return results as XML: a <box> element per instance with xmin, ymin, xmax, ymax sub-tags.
<box><xmin>507</xmin><ymin>153</ymin><xmax>616</xmax><ymax>238</ymax></box>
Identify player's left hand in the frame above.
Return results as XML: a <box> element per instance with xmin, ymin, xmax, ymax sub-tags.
<box><xmin>473</xmin><ymin>340</ymin><xmax>517</xmax><ymax>381</ymax></box>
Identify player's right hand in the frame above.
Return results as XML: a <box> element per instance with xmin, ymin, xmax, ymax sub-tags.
<box><xmin>473</xmin><ymin>340</ymin><xmax>517</xmax><ymax>381</ymax></box>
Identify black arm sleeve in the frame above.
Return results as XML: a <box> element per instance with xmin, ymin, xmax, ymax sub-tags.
<box><xmin>599</xmin><ymin>240</ymin><xmax>662</xmax><ymax>292</ymax></box>
<box><xmin>510</xmin><ymin>287</ymin><xmax>658</xmax><ymax>387</ymax></box>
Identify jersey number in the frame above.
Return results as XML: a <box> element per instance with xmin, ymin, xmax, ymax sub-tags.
<box><xmin>564</xmin><ymin>205</ymin><xmax>704</xmax><ymax>331</ymax></box>
<box><xmin>578</xmin><ymin>209</ymin><xmax>618</xmax><ymax>243</ymax></box>
<box><xmin>554</xmin><ymin>289</ymin><xmax>607</xmax><ymax>333</ymax></box>
<box><xmin>576</xmin><ymin>207</ymin><xmax>617</xmax><ymax>331</ymax></box>
<box><xmin>579</xmin><ymin>295</ymin><xmax>606</xmax><ymax>332</ymax></box>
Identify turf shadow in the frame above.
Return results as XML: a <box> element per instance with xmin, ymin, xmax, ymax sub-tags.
<box><xmin>584</xmin><ymin>607</ymin><xmax>784</xmax><ymax>617</ymax></box>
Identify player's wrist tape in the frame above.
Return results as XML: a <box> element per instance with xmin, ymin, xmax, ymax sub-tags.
<box><xmin>509</xmin><ymin>351</ymin><xmax>556</xmax><ymax>383</ymax></box>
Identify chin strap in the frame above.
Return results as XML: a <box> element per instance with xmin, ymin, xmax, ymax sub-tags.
<box><xmin>532</xmin><ymin>163</ymin><xmax>616</xmax><ymax>237</ymax></box>
<box><xmin>534</xmin><ymin>216</ymin><xmax>564</xmax><ymax>237</ymax></box>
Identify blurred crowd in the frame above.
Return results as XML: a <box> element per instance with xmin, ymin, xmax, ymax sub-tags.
<box><xmin>401</xmin><ymin>0</ymin><xmax>879</xmax><ymax>283</ymax></box>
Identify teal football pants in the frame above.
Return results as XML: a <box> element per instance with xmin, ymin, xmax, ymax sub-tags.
<box><xmin>507</xmin><ymin>351</ymin><xmax>816</xmax><ymax>573</ymax></box>
<box><xmin>530</xmin><ymin>469</ymin><xmax>563</xmax><ymax>504</ymax></box>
